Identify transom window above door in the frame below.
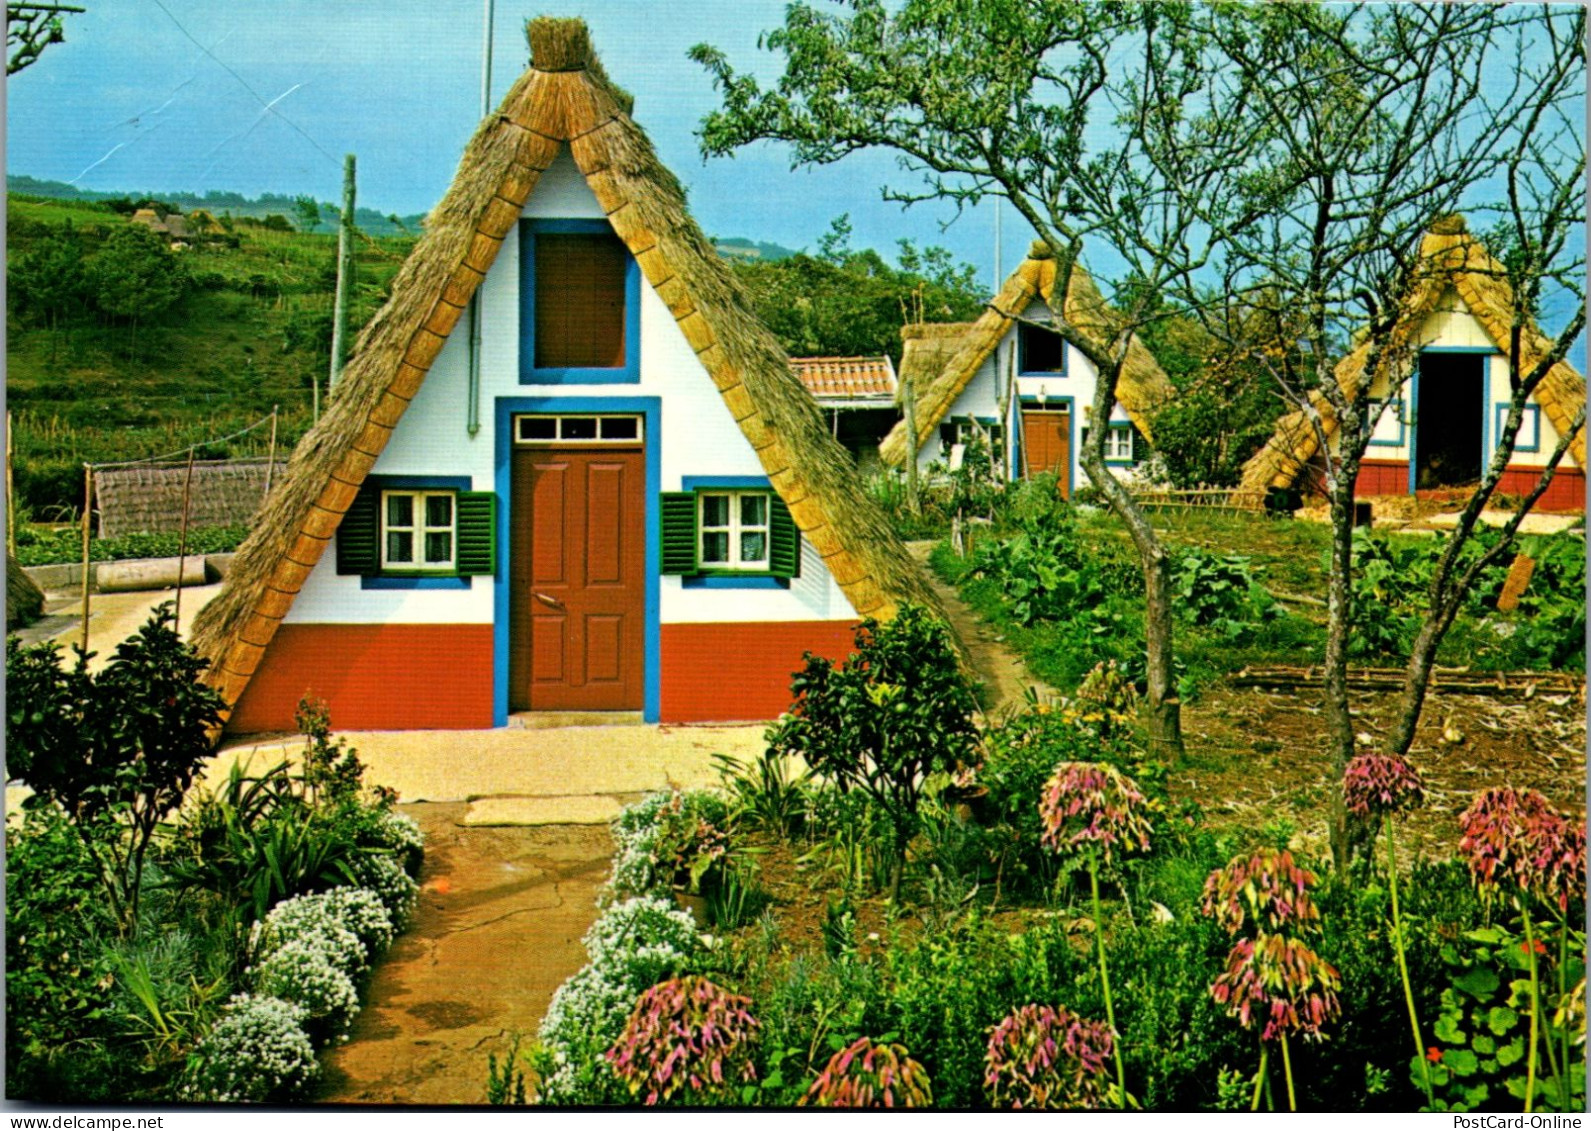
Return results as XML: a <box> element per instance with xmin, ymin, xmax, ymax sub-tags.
<box><xmin>514</xmin><ymin>414</ymin><xmax>644</xmax><ymax>445</ymax></box>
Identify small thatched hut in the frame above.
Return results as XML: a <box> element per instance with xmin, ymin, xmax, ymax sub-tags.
<box><xmin>1236</xmin><ymin>216</ymin><xmax>1586</xmax><ymax>512</ymax></box>
<box><xmin>190</xmin><ymin>17</ymin><xmax>948</xmax><ymax>733</ymax></box>
<box><xmin>7</xmin><ymin>553</ymin><xmax>45</xmax><ymax>630</ymax></box>
<box><xmin>879</xmin><ymin>243</ymin><xmax>1174</xmax><ymax>496</ymax></box>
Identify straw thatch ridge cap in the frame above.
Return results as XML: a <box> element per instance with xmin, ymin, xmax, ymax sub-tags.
<box><xmin>1235</xmin><ymin>219</ymin><xmax>1585</xmax><ymax>503</ymax></box>
<box><xmin>879</xmin><ymin>254</ymin><xmax>1174</xmax><ymax>468</ymax></box>
<box><xmin>527</xmin><ymin>17</ymin><xmax>591</xmax><ymax>70</ymax></box>
<box><xmin>190</xmin><ymin>15</ymin><xmax>950</xmax><ymax>724</ymax></box>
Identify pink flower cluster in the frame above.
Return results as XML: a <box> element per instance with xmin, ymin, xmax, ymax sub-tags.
<box><xmin>1202</xmin><ymin>849</ymin><xmax>1340</xmax><ymax>1043</ymax></box>
<box><xmin>1201</xmin><ymin>848</ymin><xmax>1321</xmax><ymax>936</ymax></box>
<box><xmin>1342</xmin><ymin>752</ymin><xmax>1425</xmax><ymax>819</ymax></box>
<box><xmin>1039</xmin><ymin>761</ymin><xmax>1153</xmax><ymax>863</ymax></box>
<box><xmin>984</xmin><ymin>1004</ymin><xmax>1114</xmax><ymax>1110</ymax></box>
<box><xmin>1458</xmin><ymin>787</ymin><xmax>1587</xmax><ymax>913</ymax></box>
<box><xmin>605</xmin><ymin>976</ymin><xmax>760</xmax><ymax>1105</ymax></box>
<box><xmin>800</xmin><ymin>1037</ymin><xmax>933</xmax><ymax>1108</ymax></box>
<box><xmin>1209</xmin><ymin>935</ymin><xmax>1342</xmax><ymax>1043</ymax></box>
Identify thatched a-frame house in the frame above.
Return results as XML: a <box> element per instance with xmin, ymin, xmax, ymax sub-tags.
<box><xmin>191</xmin><ymin>17</ymin><xmax>946</xmax><ymax>732</ymax></box>
<box><xmin>879</xmin><ymin>242</ymin><xmax>1174</xmax><ymax>496</ymax></box>
<box><xmin>1237</xmin><ymin>216</ymin><xmax>1586</xmax><ymax>512</ymax></box>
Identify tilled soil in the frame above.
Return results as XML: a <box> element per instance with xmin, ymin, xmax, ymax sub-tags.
<box><xmin>317</xmin><ymin>803</ymin><xmax>613</xmax><ymax>1105</ymax></box>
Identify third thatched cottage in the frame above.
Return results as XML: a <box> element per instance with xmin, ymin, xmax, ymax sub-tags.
<box><xmin>192</xmin><ymin>17</ymin><xmax>943</xmax><ymax>733</ymax></box>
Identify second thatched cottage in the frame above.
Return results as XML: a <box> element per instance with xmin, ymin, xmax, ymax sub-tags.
<box><xmin>879</xmin><ymin>243</ymin><xmax>1173</xmax><ymax>495</ymax></box>
<box><xmin>191</xmin><ymin>18</ymin><xmax>944</xmax><ymax>732</ymax></box>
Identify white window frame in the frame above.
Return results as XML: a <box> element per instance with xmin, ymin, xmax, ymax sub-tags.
<box><xmin>514</xmin><ymin>413</ymin><xmax>645</xmax><ymax>445</ymax></box>
<box><xmin>697</xmin><ymin>490</ymin><xmax>772</xmax><ymax>571</ymax></box>
<box><xmin>1104</xmin><ymin>424</ymin><xmax>1134</xmax><ymax>462</ymax></box>
<box><xmin>381</xmin><ymin>489</ymin><xmax>457</xmax><ymax>571</ymax></box>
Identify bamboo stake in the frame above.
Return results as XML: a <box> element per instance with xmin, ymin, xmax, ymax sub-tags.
<box><xmin>78</xmin><ymin>464</ymin><xmax>93</xmax><ymax>655</ymax></box>
<box><xmin>329</xmin><ymin>154</ymin><xmax>357</xmax><ymax>392</ymax></box>
<box><xmin>173</xmin><ymin>446</ymin><xmax>196</xmax><ymax>631</ymax></box>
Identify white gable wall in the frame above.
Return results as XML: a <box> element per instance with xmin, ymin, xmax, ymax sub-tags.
<box><xmin>288</xmin><ymin>147</ymin><xmax>854</xmax><ymax>626</ymax></box>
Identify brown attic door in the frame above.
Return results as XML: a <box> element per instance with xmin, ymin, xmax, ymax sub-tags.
<box><xmin>535</xmin><ymin>233</ymin><xmax>627</xmax><ymax>369</ymax></box>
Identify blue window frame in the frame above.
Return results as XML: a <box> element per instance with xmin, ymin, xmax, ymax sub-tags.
<box><xmin>1496</xmin><ymin>402</ymin><xmax>1541</xmax><ymax>453</ymax></box>
<box><xmin>519</xmin><ymin>219</ymin><xmax>641</xmax><ymax>385</ymax></box>
<box><xmin>1018</xmin><ymin>322</ymin><xmax>1067</xmax><ymax>376</ymax></box>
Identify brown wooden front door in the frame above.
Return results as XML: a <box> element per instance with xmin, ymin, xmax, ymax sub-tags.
<box><xmin>1022</xmin><ymin>408</ymin><xmax>1072</xmax><ymax>497</ymax></box>
<box><xmin>509</xmin><ymin>447</ymin><xmax>645</xmax><ymax>711</ymax></box>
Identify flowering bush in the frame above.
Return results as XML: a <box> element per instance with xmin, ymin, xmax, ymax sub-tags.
<box><xmin>608</xmin><ymin>791</ymin><xmax>732</xmax><ymax>898</ymax></box>
<box><xmin>319</xmin><ymin>887</ymin><xmax>397</xmax><ymax>960</ymax></box>
<box><xmin>1342</xmin><ymin>753</ymin><xmax>1425</xmax><ymax>819</ymax></box>
<box><xmin>350</xmin><ymin>852</ymin><xmax>419</xmax><ymax>928</ymax></box>
<box><xmin>1458</xmin><ymin>788</ymin><xmax>1586</xmax><ymax>912</ymax></box>
<box><xmin>368</xmin><ymin>810</ymin><xmax>425</xmax><ymax>877</ymax></box>
<box><xmin>1202</xmin><ymin>849</ymin><xmax>1321</xmax><ymax>936</ymax></box>
<box><xmin>251</xmin><ymin>936</ymin><xmax>360</xmax><ymax>1042</ymax></box>
<box><xmin>1209</xmin><ymin>934</ymin><xmax>1341</xmax><ymax>1042</ymax></box>
<box><xmin>984</xmin><ymin>1004</ymin><xmax>1114</xmax><ymax>1110</ymax></box>
<box><xmin>605</xmin><ymin>976</ymin><xmax>760</xmax><ymax>1105</ymax></box>
<box><xmin>801</xmin><ymin>1037</ymin><xmax>933</xmax><ymax>1108</ymax></box>
<box><xmin>183</xmin><ymin>994</ymin><xmax>318</xmax><ymax>1103</ymax></box>
<box><xmin>583</xmin><ymin>896</ymin><xmax>701</xmax><ymax>976</ymax></box>
<box><xmin>255</xmin><ymin>893</ymin><xmax>369</xmax><ymax>979</ymax></box>
<box><xmin>1039</xmin><ymin>761</ymin><xmax>1152</xmax><ymax>863</ymax></box>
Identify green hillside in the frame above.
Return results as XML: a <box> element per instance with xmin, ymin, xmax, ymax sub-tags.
<box><xmin>7</xmin><ymin>194</ymin><xmax>415</xmax><ymax>518</ymax></box>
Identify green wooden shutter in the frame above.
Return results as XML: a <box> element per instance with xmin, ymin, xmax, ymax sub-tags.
<box><xmin>660</xmin><ymin>492</ymin><xmax>698</xmax><ymax>575</ymax></box>
<box><xmin>1131</xmin><ymin>423</ymin><xmax>1149</xmax><ymax>464</ymax></box>
<box><xmin>336</xmin><ymin>485</ymin><xmax>380</xmax><ymax>575</ymax></box>
<box><xmin>456</xmin><ymin>491</ymin><xmax>497</xmax><ymax>576</ymax></box>
<box><xmin>770</xmin><ymin>495</ymin><xmax>801</xmax><ymax>579</ymax></box>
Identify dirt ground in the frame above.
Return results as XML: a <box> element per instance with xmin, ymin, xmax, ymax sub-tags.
<box><xmin>1176</xmin><ymin>683</ymin><xmax>1586</xmax><ymax>861</ymax></box>
<box><xmin>317</xmin><ymin>803</ymin><xmax>614</xmax><ymax>1105</ymax></box>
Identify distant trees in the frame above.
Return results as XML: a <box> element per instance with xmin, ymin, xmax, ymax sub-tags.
<box><xmin>730</xmin><ymin>216</ymin><xmax>984</xmax><ymax>363</ymax></box>
<box><xmin>90</xmin><ymin>225</ymin><xmax>190</xmax><ymax>353</ymax></box>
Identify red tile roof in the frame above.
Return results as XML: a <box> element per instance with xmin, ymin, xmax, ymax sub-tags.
<box><xmin>790</xmin><ymin>356</ymin><xmax>898</xmax><ymax>402</ymax></box>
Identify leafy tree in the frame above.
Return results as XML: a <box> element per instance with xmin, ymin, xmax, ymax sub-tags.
<box><xmin>1132</xmin><ymin>3</ymin><xmax>1585</xmax><ymax>866</ymax></box>
<box><xmin>692</xmin><ymin>0</ymin><xmax>1231</xmax><ymax>759</ymax></box>
<box><xmin>765</xmin><ymin>604</ymin><xmax>979</xmax><ymax>899</ymax></box>
<box><xmin>7</xmin><ymin>2</ymin><xmax>84</xmax><ymax>75</ymax></box>
<box><xmin>731</xmin><ymin>215</ymin><xmax>983</xmax><ymax>363</ymax></box>
<box><xmin>8</xmin><ymin>222</ymin><xmax>90</xmax><ymax>357</ymax></box>
<box><xmin>293</xmin><ymin>194</ymin><xmax>323</xmax><ymax>234</ymax></box>
<box><xmin>87</xmin><ymin>223</ymin><xmax>189</xmax><ymax>354</ymax></box>
<box><xmin>6</xmin><ymin>605</ymin><xmax>226</xmax><ymax>932</ymax></box>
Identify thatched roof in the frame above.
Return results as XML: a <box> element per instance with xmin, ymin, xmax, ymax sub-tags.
<box><xmin>7</xmin><ymin>553</ymin><xmax>44</xmax><ymax>630</ymax></box>
<box><xmin>190</xmin><ymin>16</ymin><xmax>948</xmax><ymax>719</ymax></box>
<box><xmin>1237</xmin><ymin>216</ymin><xmax>1587</xmax><ymax>502</ymax></box>
<box><xmin>880</xmin><ymin>244</ymin><xmax>1174</xmax><ymax>467</ymax></box>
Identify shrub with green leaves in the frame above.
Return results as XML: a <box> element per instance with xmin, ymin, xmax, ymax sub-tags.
<box><xmin>1173</xmin><ymin>549</ymin><xmax>1279</xmax><ymax>638</ymax></box>
<box><xmin>801</xmin><ymin>1037</ymin><xmax>934</xmax><ymax>1108</ymax></box>
<box><xmin>767</xmin><ymin>604</ymin><xmax>979</xmax><ymax>894</ymax></box>
<box><xmin>183</xmin><ymin>994</ymin><xmax>318</xmax><ymax>1103</ymax></box>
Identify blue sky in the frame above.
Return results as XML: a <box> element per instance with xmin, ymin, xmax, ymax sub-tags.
<box><xmin>5</xmin><ymin>0</ymin><xmax>1034</xmax><ymax>289</ymax></box>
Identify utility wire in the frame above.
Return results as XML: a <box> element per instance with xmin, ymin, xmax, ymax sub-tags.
<box><xmin>88</xmin><ymin>414</ymin><xmax>278</xmax><ymax>470</ymax></box>
<box><xmin>147</xmin><ymin>0</ymin><xmax>340</xmax><ymax>170</ymax></box>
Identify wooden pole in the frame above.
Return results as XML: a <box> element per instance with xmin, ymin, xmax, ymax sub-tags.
<box><xmin>329</xmin><ymin>154</ymin><xmax>357</xmax><ymax>394</ymax></box>
<box><xmin>264</xmin><ymin>405</ymin><xmax>279</xmax><ymax>499</ymax></box>
<box><xmin>903</xmin><ymin>370</ymin><xmax>920</xmax><ymax>513</ymax></box>
<box><xmin>6</xmin><ymin>410</ymin><xmax>15</xmax><ymax>558</ymax></box>
<box><xmin>78</xmin><ymin>464</ymin><xmax>92</xmax><ymax>655</ymax></box>
<box><xmin>173</xmin><ymin>446</ymin><xmax>196</xmax><ymax>631</ymax></box>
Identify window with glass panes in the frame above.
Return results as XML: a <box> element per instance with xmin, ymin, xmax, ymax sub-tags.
<box><xmin>1105</xmin><ymin>425</ymin><xmax>1134</xmax><ymax>462</ymax></box>
<box><xmin>382</xmin><ymin>491</ymin><xmax>456</xmax><ymax>570</ymax></box>
<box><xmin>698</xmin><ymin>491</ymin><xmax>771</xmax><ymax>570</ymax></box>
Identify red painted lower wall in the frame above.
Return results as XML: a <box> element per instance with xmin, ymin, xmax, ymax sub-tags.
<box><xmin>661</xmin><ymin>620</ymin><xmax>859</xmax><ymax>724</ymax></box>
<box><xmin>1354</xmin><ymin>460</ymin><xmax>1409</xmax><ymax>497</ymax></box>
<box><xmin>1496</xmin><ymin>466</ymin><xmax>1584</xmax><ymax>513</ymax></box>
<box><xmin>225</xmin><ymin>623</ymin><xmax>495</xmax><ymax>733</ymax></box>
<box><xmin>1346</xmin><ymin>461</ymin><xmax>1584</xmax><ymax>513</ymax></box>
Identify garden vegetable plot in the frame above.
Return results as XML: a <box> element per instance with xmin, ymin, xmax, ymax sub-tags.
<box><xmin>489</xmin><ymin>602</ymin><xmax>1585</xmax><ymax>1112</ymax></box>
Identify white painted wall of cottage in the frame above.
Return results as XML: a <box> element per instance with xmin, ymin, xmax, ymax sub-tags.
<box><xmin>288</xmin><ymin>147</ymin><xmax>854</xmax><ymax>625</ymax></box>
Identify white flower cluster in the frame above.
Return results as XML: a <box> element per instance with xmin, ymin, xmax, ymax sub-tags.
<box><xmin>535</xmin><ymin>895</ymin><xmax>701</xmax><ymax>1105</ymax></box>
<box><xmin>607</xmin><ymin>792</ymin><xmax>673</xmax><ymax>898</ymax></box>
<box><xmin>252</xmin><ymin>937</ymin><xmax>360</xmax><ymax>1041</ymax></box>
<box><xmin>370</xmin><ymin>810</ymin><xmax>425</xmax><ymax>876</ymax></box>
<box><xmin>256</xmin><ymin>898</ymin><xmax>369</xmax><ymax>980</ymax></box>
<box><xmin>182</xmin><ymin>994</ymin><xmax>318</xmax><ymax>1103</ymax></box>
<box><xmin>351</xmin><ymin>853</ymin><xmax>420</xmax><ymax>928</ymax></box>
<box><xmin>318</xmin><ymin>887</ymin><xmax>397</xmax><ymax>958</ymax></box>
